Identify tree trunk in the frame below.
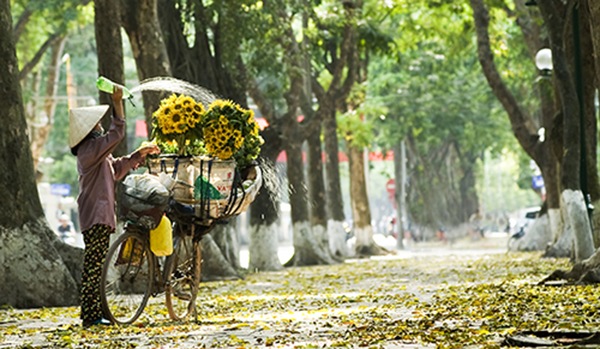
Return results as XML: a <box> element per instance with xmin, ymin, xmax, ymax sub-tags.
<box><xmin>579</xmin><ymin>3</ymin><xmax>600</xmax><ymax>205</ymax></box>
<box><xmin>248</xmin><ymin>153</ymin><xmax>284</xmax><ymax>271</ymax></box>
<box><xmin>458</xmin><ymin>154</ymin><xmax>479</xmax><ymax>223</ymax></box>
<box><xmin>540</xmin><ymin>0</ymin><xmax>600</xmax><ymax>281</ymax></box>
<box><xmin>286</xmin><ymin>137</ymin><xmax>335</xmax><ymax>266</ymax></box>
<box><xmin>248</xmin><ymin>159</ymin><xmax>284</xmax><ymax>271</ymax></box>
<box><xmin>470</xmin><ymin>0</ymin><xmax>576</xmax><ymax>255</ymax></box>
<box><xmin>0</xmin><ymin>0</ymin><xmax>79</xmax><ymax>308</ymax></box>
<box><xmin>538</xmin><ymin>2</ymin><xmax>595</xmax><ymax>261</ymax></box>
<box><xmin>128</xmin><ymin>0</ymin><xmax>246</xmax><ymax>278</ymax></box>
<box><xmin>121</xmin><ymin>0</ymin><xmax>172</xmax><ymax>130</ymax></box>
<box><xmin>200</xmin><ymin>234</ymin><xmax>241</xmax><ymax>281</ymax></box>
<box><xmin>306</xmin><ymin>127</ymin><xmax>339</xmax><ymax>261</ymax></box>
<box><xmin>247</xmin><ymin>113</ymin><xmax>284</xmax><ymax>272</ymax></box>
<box><xmin>211</xmin><ymin>222</ymin><xmax>241</xmax><ymax>270</ymax></box>
<box><xmin>157</xmin><ymin>0</ymin><xmax>246</xmax><ymax>104</ymax></box>
<box><xmin>348</xmin><ymin>145</ymin><xmax>386</xmax><ymax>257</ymax></box>
<box><xmin>404</xmin><ymin>137</ymin><xmax>466</xmax><ymax>229</ymax></box>
<box><xmin>585</xmin><ymin>0</ymin><xmax>600</xmax><ymax>248</ymax></box>
<box><xmin>321</xmin><ymin>104</ymin><xmax>350</xmax><ymax>258</ymax></box>
<box><xmin>308</xmin><ymin>0</ymin><xmax>365</xmax><ymax>260</ymax></box>
<box><xmin>393</xmin><ymin>141</ymin><xmax>406</xmax><ymax>249</ymax></box>
<box><xmin>95</xmin><ymin>0</ymin><xmax>128</xmax><ymax>156</ymax></box>
<box><xmin>307</xmin><ymin>128</ymin><xmax>326</xmax><ymax>228</ymax></box>
<box><xmin>538</xmin><ymin>75</ymin><xmax>562</xmax><ymax>249</ymax></box>
<box><xmin>30</xmin><ymin>36</ymin><xmax>65</xmax><ymax>173</ymax></box>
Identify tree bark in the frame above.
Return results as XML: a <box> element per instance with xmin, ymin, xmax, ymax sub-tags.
<box><xmin>0</xmin><ymin>0</ymin><xmax>79</xmax><ymax>308</ymax></box>
<box><xmin>309</xmin><ymin>0</ymin><xmax>363</xmax><ymax>259</ymax></box>
<box><xmin>95</xmin><ymin>0</ymin><xmax>128</xmax><ymax>156</ymax></box>
<box><xmin>585</xmin><ymin>0</ymin><xmax>600</xmax><ymax>247</ymax></box>
<box><xmin>578</xmin><ymin>3</ymin><xmax>599</xmax><ymax>204</ymax></box>
<box><xmin>200</xmin><ymin>234</ymin><xmax>241</xmax><ymax>281</ymax></box>
<box><xmin>282</xmin><ymin>65</ymin><xmax>336</xmax><ymax>268</ymax></box>
<box><xmin>348</xmin><ymin>145</ymin><xmax>386</xmax><ymax>257</ymax></box>
<box><xmin>121</xmin><ymin>0</ymin><xmax>172</xmax><ymax>132</ymax></box>
<box><xmin>306</xmin><ymin>127</ymin><xmax>338</xmax><ymax>260</ymax></box>
<box><xmin>393</xmin><ymin>141</ymin><xmax>406</xmax><ymax>249</ymax></box>
<box><xmin>470</xmin><ymin>0</ymin><xmax>574</xmax><ymax>255</ymax></box>
<box><xmin>321</xmin><ymin>99</ymin><xmax>349</xmax><ymax>258</ymax></box>
<box><xmin>30</xmin><ymin>36</ymin><xmax>66</xmax><ymax>172</ymax></box>
<box><xmin>285</xmin><ymin>137</ymin><xmax>335</xmax><ymax>266</ymax></box>
<box><xmin>246</xmin><ymin>102</ymin><xmax>284</xmax><ymax>272</ymax></box>
<box><xmin>540</xmin><ymin>0</ymin><xmax>600</xmax><ymax>277</ymax></box>
<box><xmin>404</xmin><ymin>137</ymin><xmax>467</xmax><ymax>229</ymax></box>
<box><xmin>538</xmin><ymin>1</ymin><xmax>595</xmax><ymax>261</ymax></box>
<box><xmin>307</xmin><ymin>129</ymin><xmax>327</xmax><ymax>228</ymax></box>
<box><xmin>211</xmin><ymin>222</ymin><xmax>241</xmax><ymax>270</ymax></box>
<box><xmin>157</xmin><ymin>0</ymin><xmax>246</xmax><ymax>104</ymax></box>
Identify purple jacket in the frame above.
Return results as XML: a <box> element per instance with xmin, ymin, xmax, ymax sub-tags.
<box><xmin>76</xmin><ymin>116</ymin><xmax>144</xmax><ymax>232</ymax></box>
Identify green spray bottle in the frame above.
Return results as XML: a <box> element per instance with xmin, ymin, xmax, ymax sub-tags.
<box><xmin>96</xmin><ymin>76</ymin><xmax>134</xmax><ymax>100</ymax></box>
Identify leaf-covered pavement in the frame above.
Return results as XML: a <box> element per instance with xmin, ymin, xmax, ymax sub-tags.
<box><xmin>1</xmin><ymin>241</ymin><xmax>597</xmax><ymax>349</ymax></box>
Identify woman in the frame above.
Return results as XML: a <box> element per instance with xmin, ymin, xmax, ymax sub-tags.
<box><xmin>69</xmin><ymin>87</ymin><xmax>159</xmax><ymax>327</ymax></box>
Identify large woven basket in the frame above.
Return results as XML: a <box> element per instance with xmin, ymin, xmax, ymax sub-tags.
<box><xmin>221</xmin><ymin>165</ymin><xmax>262</xmax><ymax>217</ymax></box>
<box><xmin>147</xmin><ymin>155</ymin><xmax>262</xmax><ymax>224</ymax></box>
<box><xmin>147</xmin><ymin>155</ymin><xmax>236</xmax><ymax>204</ymax></box>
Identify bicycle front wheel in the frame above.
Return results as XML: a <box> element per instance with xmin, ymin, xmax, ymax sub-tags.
<box><xmin>164</xmin><ymin>233</ymin><xmax>201</xmax><ymax>321</ymax></box>
<box><xmin>100</xmin><ymin>231</ymin><xmax>154</xmax><ymax>325</ymax></box>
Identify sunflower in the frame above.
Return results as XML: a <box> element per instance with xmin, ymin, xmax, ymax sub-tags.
<box><xmin>150</xmin><ymin>96</ymin><xmax>263</xmax><ymax>162</ymax></box>
<box><xmin>200</xmin><ymin>99</ymin><xmax>262</xmax><ymax>166</ymax></box>
<box><xmin>151</xmin><ymin>94</ymin><xmax>205</xmax><ymax>155</ymax></box>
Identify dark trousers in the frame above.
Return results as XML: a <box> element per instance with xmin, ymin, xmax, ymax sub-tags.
<box><xmin>80</xmin><ymin>224</ymin><xmax>112</xmax><ymax>324</ymax></box>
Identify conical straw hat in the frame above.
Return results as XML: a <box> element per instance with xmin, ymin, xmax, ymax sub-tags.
<box><xmin>68</xmin><ymin>105</ymin><xmax>109</xmax><ymax>148</ymax></box>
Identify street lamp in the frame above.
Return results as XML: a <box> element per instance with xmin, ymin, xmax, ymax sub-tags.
<box><xmin>535</xmin><ymin>48</ymin><xmax>552</xmax><ymax>76</ymax></box>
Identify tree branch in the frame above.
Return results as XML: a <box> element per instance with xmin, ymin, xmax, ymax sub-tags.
<box><xmin>469</xmin><ymin>0</ymin><xmax>539</xmax><ymax>157</ymax></box>
<box><xmin>18</xmin><ymin>33</ymin><xmax>61</xmax><ymax>81</ymax></box>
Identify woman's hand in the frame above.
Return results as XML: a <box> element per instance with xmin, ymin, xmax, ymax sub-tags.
<box><xmin>138</xmin><ymin>144</ymin><xmax>161</xmax><ymax>158</ymax></box>
<box><xmin>112</xmin><ymin>87</ymin><xmax>124</xmax><ymax>119</ymax></box>
<box><xmin>112</xmin><ymin>87</ymin><xmax>123</xmax><ymax>102</ymax></box>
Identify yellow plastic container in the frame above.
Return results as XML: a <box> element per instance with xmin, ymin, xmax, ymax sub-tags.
<box><xmin>149</xmin><ymin>215</ymin><xmax>173</xmax><ymax>256</ymax></box>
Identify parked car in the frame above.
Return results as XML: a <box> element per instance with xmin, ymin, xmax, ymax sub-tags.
<box><xmin>508</xmin><ymin>207</ymin><xmax>540</xmax><ymax>249</ymax></box>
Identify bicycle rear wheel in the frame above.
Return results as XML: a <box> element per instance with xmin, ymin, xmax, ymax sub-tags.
<box><xmin>164</xmin><ymin>233</ymin><xmax>201</xmax><ymax>320</ymax></box>
<box><xmin>100</xmin><ymin>230</ymin><xmax>154</xmax><ymax>325</ymax></box>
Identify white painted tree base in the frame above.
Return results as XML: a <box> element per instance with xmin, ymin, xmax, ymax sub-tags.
<box><xmin>292</xmin><ymin>221</ymin><xmax>336</xmax><ymax>265</ymax></box>
<box><xmin>327</xmin><ymin>219</ymin><xmax>350</xmax><ymax>258</ymax></box>
<box><xmin>248</xmin><ymin>223</ymin><xmax>283</xmax><ymax>272</ymax></box>
<box><xmin>561</xmin><ymin>189</ymin><xmax>595</xmax><ymax>261</ymax></box>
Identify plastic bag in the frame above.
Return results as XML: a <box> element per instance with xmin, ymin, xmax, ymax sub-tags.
<box><xmin>122</xmin><ymin>174</ymin><xmax>170</xmax><ymax>212</ymax></box>
<box><xmin>120</xmin><ymin>174</ymin><xmax>171</xmax><ymax>230</ymax></box>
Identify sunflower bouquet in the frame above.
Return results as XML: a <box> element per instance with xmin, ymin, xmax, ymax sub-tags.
<box><xmin>148</xmin><ymin>95</ymin><xmax>263</xmax><ymax>213</ymax></box>
<box><xmin>150</xmin><ymin>95</ymin><xmax>263</xmax><ymax>167</ymax></box>
<box><xmin>200</xmin><ymin>99</ymin><xmax>263</xmax><ymax>167</ymax></box>
<box><xmin>151</xmin><ymin>94</ymin><xmax>205</xmax><ymax>156</ymax></box>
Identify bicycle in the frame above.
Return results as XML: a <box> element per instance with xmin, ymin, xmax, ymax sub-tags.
<box><xmin>100</xmin><ymin>199</ymin><xmax>206</xmax><ymax>325</ymax></box>
<box><xmin>100</xmin><ymin>157</ymin><xmax>262</xmax><ymax>325</ymax></box>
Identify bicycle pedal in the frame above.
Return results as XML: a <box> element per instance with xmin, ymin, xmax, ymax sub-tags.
<box><xmin>174</xmin><ymin>289</ymin><xmax>192</xmax><ymax>301</ymax></box>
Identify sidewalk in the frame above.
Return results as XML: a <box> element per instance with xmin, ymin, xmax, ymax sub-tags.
<box><xmin>239</xmin><ymin>232</ymin><xmax>510</xmax><ymax>268</ymax></box>
<box><xmin>1</xmin><ymin>233</ymin><xmax>520</xmax><ymax>349</ymax></box>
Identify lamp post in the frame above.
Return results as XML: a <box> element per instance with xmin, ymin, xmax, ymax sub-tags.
<box><xmin>534</xmin><ymin>48</ymin><xmax>552</xmax><ymax>76</ymax></box>
<box><xmin>532</xmin><ymin>9</ymin><xmax>593</xmax><ymax>228</ymax></box>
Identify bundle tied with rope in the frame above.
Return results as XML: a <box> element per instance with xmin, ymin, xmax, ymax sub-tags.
<box><xmin>119</xmin><ymin>174</ymin><xmax>170</xmax><ymax>230</ymax></box>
